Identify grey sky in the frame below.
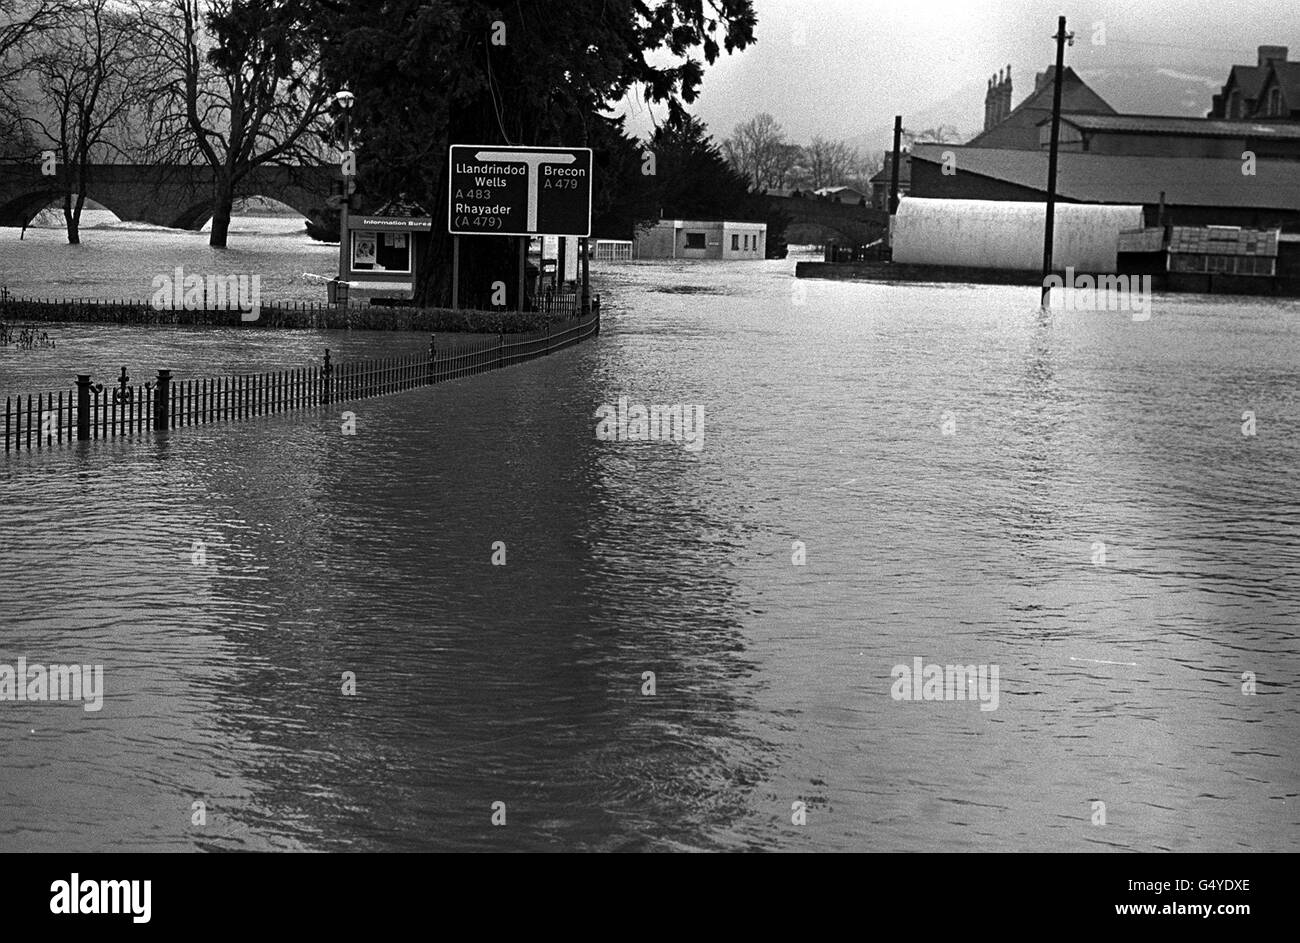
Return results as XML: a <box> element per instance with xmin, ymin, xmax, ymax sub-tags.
<box><xmin>615</xmin><ymin>0</ymin><xmax>1296</xmax><ymax>147</ymax></box>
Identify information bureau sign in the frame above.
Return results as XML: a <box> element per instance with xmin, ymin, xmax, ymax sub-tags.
<box><xmin>448</xmin><ymin>145</ymin><xmax>592</xmax><ymax>237</ymax></box>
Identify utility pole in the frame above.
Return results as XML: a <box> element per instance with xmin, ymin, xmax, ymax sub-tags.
<box><xmin>1040</xmin><ymin>16</ymin><xmax>1073</xmax><ymax>309</ymax></box>
<box><xmin>889</xmin><ymin>116</ymin><xmax>903</xmax><ymax>215</ymax></box>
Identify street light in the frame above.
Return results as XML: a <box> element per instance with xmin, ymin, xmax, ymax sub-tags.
<box><xmin>335</xmin><ymin>88</ymin><xmax>355</xmax><ymax>305</ymax></box>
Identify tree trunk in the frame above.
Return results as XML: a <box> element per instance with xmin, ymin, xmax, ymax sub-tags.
<box><xmin>63</xmin><ymin>191</ymin><xmax>79</xmax><ymax>245</ymax></box>
<box><xmin>209</xmin><ymin>179</ymin><xmax>235</xmax><ymax>247</ymax></box>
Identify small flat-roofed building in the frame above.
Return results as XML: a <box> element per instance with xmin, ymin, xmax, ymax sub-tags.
<box><xmin>1167</xmin><ymin>226</ymin><xmax>1279</xmax><ymax>276</ymax></box>
<box><xmin>1118</xmin><ymin>225</ymin><xmax>1281</xmax><ymax>277</ymax></box>
<box><xmin>633</xmin><ymin>219</ymin><xmax>767</xmax><ymax>259</ymax></box>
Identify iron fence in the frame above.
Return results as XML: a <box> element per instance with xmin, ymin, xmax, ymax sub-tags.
<box><xmin>3</xmin><ymin>308</ymin><xmax>599</xmax><ymax>453</ymax></box>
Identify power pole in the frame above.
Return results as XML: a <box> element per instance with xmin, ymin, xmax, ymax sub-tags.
<box><xmin>889</xmin><ymin>116</ymin><xmax>903</xmax><ymax>215</ymax></box>
<box><xmin>1040</xmin><ymin>15</ymin><xmax>1073</xmax><ymax>309</ymax></box>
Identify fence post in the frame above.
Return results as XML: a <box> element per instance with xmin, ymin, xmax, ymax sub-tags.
<box><xmin>76</xmin><ymin>374</ymin><xmax>91</xmax><ymax>441</ymax></box>
<box><xmin>153</xmin><ymin>369</ymin><xmax>171</xmax><ymax>431</ymax></box>
<box><xmin>323</xmin><ymin>349</ymin><xmax>333</xmax><ymax>405</ymax></box>
<box><xmin>427</xmin><ymin>334</ymin><xmax>436</xmax><ymax>385</ymax></box>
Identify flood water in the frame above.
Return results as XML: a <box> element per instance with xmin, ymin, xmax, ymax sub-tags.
<box><xmin>1</xmin><ymin>217</ymin><xmax>1298</xmax><ymax>851</ymax></box>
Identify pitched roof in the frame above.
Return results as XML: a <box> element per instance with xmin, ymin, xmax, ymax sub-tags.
<box><xmin>1261</xmin><ymin>61</ymin><xmax>1300</xmax><ymax>110</ymax></box>
<box><xmin>869</xmin><ymin>154</ymin><xmax>911</xmax><ymax>185</ymax></box>
<box><xmin>1048</xmin><ymin>112</ymin><xmax>1300</xmax><ymax>140</ymax></box>
<box><xmin>966</xmin><ymin>66</ymin><xmax>1115</xmax><ymax>148</ymax></box>
<box><xmin>911</xmin><ymin>143</ymin><xmax>1300</xmax><ymax>209</ymax></box>
<box><xmin>1225</xmin><ymin>64</ymin><xmax>1269</xmax><ymax>103</ymax></box>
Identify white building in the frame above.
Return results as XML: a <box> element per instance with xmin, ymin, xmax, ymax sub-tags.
<box><xmin>633</xmin><ymin>219</ymin><xmax>767</xmax><ymax>259</ymax></box>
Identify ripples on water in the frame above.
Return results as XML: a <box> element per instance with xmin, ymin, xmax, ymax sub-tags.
<box><xmin>1</xmin><ymin>226</ymin><xmax>1297</xmax><ymax>851</ymax></box>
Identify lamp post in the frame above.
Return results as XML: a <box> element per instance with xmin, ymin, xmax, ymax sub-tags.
<box><xmin>335</xmin><ymin>88</ymin><xmax>355</xmax><ymax>302</ymax></box>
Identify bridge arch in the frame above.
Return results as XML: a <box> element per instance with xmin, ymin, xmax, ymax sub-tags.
<box><xmin>766</xmin><ymin>194</ymin><xmax>889</xmax><ymax>248</ymax></box>
<box><xmin>2</xmin><ymin>162</ymin><xmax>336</xmax><ymax>234</ymax></box>
<box><xmin>0</xmin><ymin>188</ymin><xmax>134</xmax><ymax>229</ymax></box>
<box><xmin>786</xmin><ymin>219</ymin><xmax>884</xmax><ymax>246</ymax></box>
<box><xmin>172</xmin><ymin>193</ymin><xmax>326</xmax><ymax>232</ymax></box>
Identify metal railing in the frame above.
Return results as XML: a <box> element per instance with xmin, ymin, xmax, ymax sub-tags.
<box><xmin>3</xmin><ymin>308</ymin><xmax>600</xmax><ymax>453</ymax></box>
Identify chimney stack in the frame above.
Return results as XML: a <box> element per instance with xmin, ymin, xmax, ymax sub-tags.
<box><xmin>1258</xmin><ymin>45</ymin><xmax>1289</xmax><ymax>66</ymax></box>
<box><xmin>984</xmin><ymin>66</ymin><xmax>1015</xmax><ymax>129</ymax></box>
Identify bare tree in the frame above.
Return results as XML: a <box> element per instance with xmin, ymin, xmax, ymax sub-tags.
<box><xmin>843</xmin><ymin>147</ymin><xmax>883</xmax><ymax>193</ymax></box>
<box><xmin>0</xmin><ymin>0</ymin><xmax>68</xmax><ymax>152</ymax></box>
<box><xmin>769</xmin><ymin>140</ymin><xmax>803</xmax><ymax>189</ymax></box>
<box><xmin>803</xmin><ymin>136</ymin><xmax>859</xmax><ymax>189</ymax></box>
<box><xmin>132</xmin><ymin>0</ymin><xmax>330</xmax><ymax>247</ymax></box>
<box><xmin>722</xmin><ymin>112</ymin><xmax>788</xmax><ymax>190</ymax></box>
<box><xmin>26</xmin><ymin>0</ymin><xmax>147</xmax><ymax>243</ymax></box>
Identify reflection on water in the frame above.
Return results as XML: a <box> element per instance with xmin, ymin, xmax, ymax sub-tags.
<box><xmin>1</xmin><ymin>230</ymin><xmax>1298</xmax><ymax>851</ymax></box>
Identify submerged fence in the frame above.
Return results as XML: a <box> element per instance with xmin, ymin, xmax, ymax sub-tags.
<box><xmin>3</xmin><ymin>308</ymin><xmax>599</xmax><ymax>453</ymax></box>
<box><xmin>0</xmin><ymin>287</ymin><xmax>595</xmax><ymax>332</ymax></box>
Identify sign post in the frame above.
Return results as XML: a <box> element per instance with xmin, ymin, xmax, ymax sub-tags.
<box><xmin>448</xmin><ymin>145</ymin><xmax>593</xmax><ymax>312</ymax></box>
<box><xmin>517</xmin><ymin>238</ymin><xmax>526</xmax><ymax>313</ymax></box>
<box><xmin>451</xmin><ymin>235</ymin><xmax>460</xmax><ymax>310</ymax></box>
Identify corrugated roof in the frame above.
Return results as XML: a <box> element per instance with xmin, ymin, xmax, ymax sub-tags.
<box><xmin>911</xmin><ymin>144</ymin><xmax>1300</xmax><ymax>209</ymax></box>
<box><xmin>1047</xmin><ymin>113</ymin><xmax>1300</xmax><ymax>139</ymax></box>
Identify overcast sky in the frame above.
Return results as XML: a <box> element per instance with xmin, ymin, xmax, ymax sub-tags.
<box><xmin>615</xmin><ymin>0</ymin><xmax>1297</xmax><ymax>146</ymax></box>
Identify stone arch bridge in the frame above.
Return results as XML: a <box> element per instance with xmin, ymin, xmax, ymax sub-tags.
<box><xmin>0</xmin><ymin>162</ymin><xmax>335</xmax><ymax>232</ymax></box>
<box><xmin>1</xmin><ymin>163</ymin><xmax>890</xmax><ymax>245</ymax></box>
<box><xmin>767</xmin><ymin>194</ymin><xmax>890</xmax><ymax>246</ymax></box>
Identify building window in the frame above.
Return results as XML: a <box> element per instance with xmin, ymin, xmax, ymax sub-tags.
<box><xmin>351</xmin><ymin>230</ymin><xmax>411</xmax><ymax>273</ymax></box>
<box><xmin>1269</xmin><ymin>87</ymin><xmax>1283</xmax><ymax>116</ymax></box>
<box><xmin>685</xmin><ymin>232</ymin><xmax>706</xmax><ymax>249</ymax></box>
<box><xmin>732</xmin><ymin>234</ymin><xmax>740</xmax><ymax>250</ymax></box>
<box><xmin>1229</xmin><ymin>90</ymin><xmax>1241</xmax><ymax>118</ymax></box>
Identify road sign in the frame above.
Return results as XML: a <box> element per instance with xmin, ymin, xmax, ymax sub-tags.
<box><xmin>448</xmin><ymin>145</ymin><xmax>592</xmax><ymax>237</ymax></box>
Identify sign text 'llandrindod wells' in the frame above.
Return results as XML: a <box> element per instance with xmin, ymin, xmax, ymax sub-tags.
<box><xmin>448</xmin><ymin>145</ymin><xmax>592</xmax><ymax>238</ymax></box>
